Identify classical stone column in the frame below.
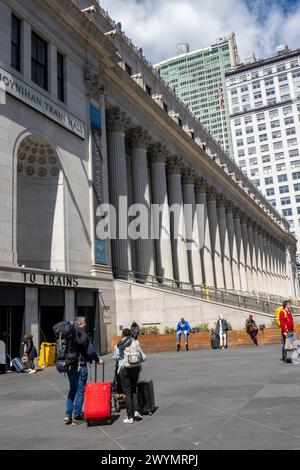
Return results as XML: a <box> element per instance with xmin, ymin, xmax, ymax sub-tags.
<box><xmin>234</xmin><ymin>210</ymin><xmax>248</xmax><ymax>293</ymax></box>
<box><xmin>167</xmin><ymin>157</ymin><xmax>190</xmax><ymax>285</ymax></box>
<box><xmin>217</xmin><ymin>197</ymin><xmax>233</xmax><ymax>290</ymax></box>
<box><xmin>207</xmin><ymin>189</ymin><xmax>225</xmax><ymax>289</ymax></box>
<box><xmin>241</xmin><ymin>218</ymin><xmax>253</xmax><ymax>293</ymax></box>
<box><xmin>252</xmin><ymin>227</ymin><xmax>262</xmax><ymax>295</ymax></box>
<box><xmin>182</xmin><ymin>169</ymin><xmax>203</xmax><ymax>286</ymax></box>
<box><xmin>148</xmin><ymin>143</ymin><xmax>174</xmax><ymax>281</ymax></box>
<box><xmin>127</xmin><ymin>127</ymin><xmax>155</xmax><ymax>282</ymax></box>
<box><xmin>226</xmin><ymin>205</ymin><xmax>241</xmax><ymax>291</ymax></box>
<box><xmin>247</xmin><ymin>223</ymin><xmax>259</xmax><ymax>292</ymax></box>
<box><xmin>263</xmin><ymin>235</ymin><xmax>272</xmax><ymax>296</ymax></box>
<box><xmin>106</xmin><ymin>108</ymin><xmax>130</xmax><ymax>278</ymax></box>
<box><xmin>285</xmin><ymin>246</ymin><xmax>294</xmax><ymax>298</ymax></box>
<box><xmin>258</xmin><ymin>230</ymin><xmax>268</xmax><ymax>295</ymax></box>
<box><xmin>195</xmin><ymin>180</ymin><xmax>215</xmax><ymax>287</ymax></box>
<box><xmin>267</xmin><ymin>237</ymin><xmax>277</xmax><ymax>296</ymax></box>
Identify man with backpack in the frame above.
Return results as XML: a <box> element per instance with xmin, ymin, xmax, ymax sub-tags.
<box><xmin>113</xmin><ymin>328</ymin><xmax>146</xmax><ymax>424</ymax></box>
<box><xmin>53</xmin><ymin>316</ymin><xmax>101</xmax><ymax>426</ymax></box>
<box><xmin>278</xmin><ymin>300</ymin><xmax>296</xmax><ymax>362</ymax></box>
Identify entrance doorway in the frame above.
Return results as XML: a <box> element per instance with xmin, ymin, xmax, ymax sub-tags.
<box><xmin>0</xmin><ymin>307</ymin><xmax>24</xmax><ymax>358</ymax></box>
<box><xmin>40</xmin><ymin>307</ymin><xmax>64</xmax><ymax>343</ymax></box>
<box><xmin>76</xmin><ymin>290</ymin><xmax>100</xmax><ymax>354</ymax></box>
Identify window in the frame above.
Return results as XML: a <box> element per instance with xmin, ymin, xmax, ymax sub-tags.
<box><xmin>257</xmin><ymin>113</ymin><xmax>265</xmax><ymax>121</ymax></box>
<box><xmin>250</xmin><ymin>158</ymin><xmax>258</xmax><ymax>166</ymax></box>
<box><xmin>237</xmin><ymin>140</ymin><xmax>244</xmax><ymax>147</ymax></box>
<box><xmin>263</xmin><ymin>166</ymin><xmax>272</xmax><ymax>175</ymax></box>
<box><xmin>266</xmin><ymin>89</ymin><xmax>275</xmax><ymax>96</ymax></box>
<box><xmin>146</xmin><ymin>84</ymin><xmax>152</xmax><ymax>96</ymax></box>
<box><xmin>277</xmin><ymin>65</ymin><xmax>286</xmax><ymax>73</ymax></box>
<box><xmin>291</xmin><ymin>61</ymin><xmax>299</xmax><ymax>68</ymax></box>
<box><xmin>275</xmin><ymin>152</ymin><xmax>284</xmax><ymax>161</ymax></box>
<box><xmin>258</xmin><ymin>124</ymin><xmax>266</xmax><ymax>131</ymax></box>
<box><xmin>278</xmin><ymin>175</ymin><xmax>288</xmax><ymax>183</ymax></box>
<box><xmin>281</xmin><ymin>197</ymin><xmax>291</xmax><ymax>205</ymax></box>
<box><xmin>246</xmin><ymin>127</ymin><xmax>254</xmax><ymax>134</ymax></box>
<box><xmin>259</xmin><ymin>134</ymin><xmax>268</xmax><ymax>142</ymax></box>
<box><xmin>163</xmin><ymin>102</ymin><xmax>168</xmax><ymax>113</ymax></box>
<box><xmin>272</xmin><ymin>131</ymin><xmax>282</xmax><ymax>139</ymax></box>
<box><xmin>291</xmin><ymin>160</ymin><xmax>300</xmax><ymax>169</ymax></box>
<box><xmin>238</xmin><ymin>150</ymin><xmax>245</xmax><ymax>157</ymax></box>
<box><xmin>261</xmin><ymin>144</ymin><xmax>269</xmax><ymax>152</ymax></box>
<box><xmin>234</xmin><ymin>118</ymin><xmax>241</xmax><ymax>126</ymax></box>
<box><xmin>264</xmin><ymin>69</ymin><xmax>273</xmax><ymax>76</ymax></box>
<box><xmin>31</xmin><ymin>32</ymin><xmax>48</xmax><ymax>90</ymax></box>
<box><xmin>293</xmin><ymin>172</ymin><xmax>300</xmax><ymax>180</ymax></box>
<box><xmin>279</xmin><ymin>186</ymin><xmax>289</xmax><ymax>194</ymax></box>
<box><xmin>265</xmin><ymin>177</ymin><xmax>273</xmax><ymax>185</ymax></box>
<box><xmin>273</xmin><ymin>141</ymin><xmax>283</xmax><ymax>150</ymax></box>
<box><xmin>285</xmin><ymin>117</ymin><xmax>294</xmax><ymax>126</ymax></box>
<box><xmin>286</xmin><ymin>128</ymin><xmax>296</xmax><ymax>136</ymax></box>
<box><xmin>262</xmin><ymin>155</ymin><xmax>270</xmax><ymax>163</ymax></box>
<box><xmin>251</xmin><ymin>169</ymin><xmax>259</xmax><ymax>177</ymax></box>
<box><xmin>248</xmin><ymin>147</ymin><xmax>256</xmax><ymax>155</ymax></box>
<box><xmin>265</xmin><ymin>78</ymin><xmax>274</xmax><ymax>86</ymax></box>
<box><xmin>266</xmin><ymin>188</ymin><xmax>275</xmax><ymax>196</ymax></box>
<box><xmin>57</xmin><ymin>52</ymin><xmax>64</xmax><ymax>102</ymax></box>
<box><xmin>294</xmin><ymin>183</ymin><xmax>300</xmax><ymax>191</ymax></box>
<box><xmin>278</xmin><ymin>74</ymin><xmax>288</xmax><ymax>82</ymax></box>
<box><xmin>271</xmin><ymin>120</ymin><xmax>280</xmax><ymax>128</ymax></box>
<box><xmin>178</xmin><ymin>118</ymin><xmax>183</xmax><ymax>128</ymax></box>
<box><xmin>245</xmin><ymin>116</ymin><xmax>252</xmax><ymax>124</ymax></box>
<box><xmin>125</xmin><ymin>63</ymin><xmax>132</xmax><ymax>76</ymax></box>
<box><xmin>270</xmin><ymin>200</ymin><xmax>276</xmax><ymax>207</ymax></box>
<box><xmin>253</xmin><ymin>82</ymin><xmax>261</xmax><ymax>90</ymax></box>
<box><xmin>11</xmin><ymin>15</ymin><xmax>21</xmax><ymax>72</ymax></box>
<box><xmin>247</xmin><ymin>136</ymin><xmax>255</xmax><ymax>145</ymax></box>
<box><xmin>283</xmin><ymin>106</ymin><xmax>292</xmax><ymax>115</ymax></box>
<box><xmin>231</xmin><ymin>89</ymin><xmax>238</xmax><ymax>95</ymax></box>
<box><xmin>254</xmin><ymin>92</ymin><xmax>262</xmax><ymax>100</ymax></box>
<box><xmin>276</xmin><ymin>164</ymin><xmax>286</xmax><ymax>172</ymax></box>
<box><xmin>288</xmin><ymin>138</ymin><xmax>298</xmax><ymax>147</ymax></box>
<box><xmin>289</xmin><ymin>149</ymin><xmax>299</xmax><ymax>158</ymax></box>
<box><xmin>268</xmin><ymin>98</ymin><xmax>277</xmax><ymax>106</ymax></box>
<box><xmin>241</xmin><ymin>86</ymin><xmax>248</xmax><ymax>93</ymax></box>
<box><xmin>296</xmin><ymin>196</ymin><xmax>300</xmax><ymax>204</ymax></box>
<box><xmin>269</xmin><ymin>109</ymin><xmax>278</xmax><ymax>119</ymax></box>
<box><xmin>235</xmin><ymin>129</ymin><xmax>243</xmax><ymax>136</ymax></box>
<box><xmin>282</xmin><ymin>208</ymin><xmax>293</xmax><ymax>216</ymax></box>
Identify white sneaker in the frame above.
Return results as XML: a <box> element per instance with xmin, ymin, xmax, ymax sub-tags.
<box><xmin>29</xmin><ymin>369</ymin><xmax>36</xmax><ymax>374</ymax></box>
<box><xmin>134</xmin><ymin>411</ymin><xmax>143</xmax><ymax>421</ymax></box>
<box><xmin>123</xmin><ymin>417</ymin><xmax>134</xmax><ymax>424</ymax></box>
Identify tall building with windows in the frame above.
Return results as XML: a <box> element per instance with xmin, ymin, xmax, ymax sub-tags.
<box><xmin>154</xmin><ymin>34</ymin><xmax>240</xmax><ymax>157</ymax></box>
<box><xmin>225</xmin><ymin>46</ymin><xmax>300</xmax><ymax>266</ymax></box>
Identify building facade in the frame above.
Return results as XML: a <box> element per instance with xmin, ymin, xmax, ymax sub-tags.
<box><xmin>0</xmin><ymin>0</ymin><xmax>298</xmax><ymax>356</ymax></box>
<box><xmin>154</xmin><ymin>35</ymin><xmax>240</xmax><ymax>157</ymax></box>
<box><xmin>225</xmin><ymin>48</ymin><xmax>300</xmax><ymax>270</ymax></box>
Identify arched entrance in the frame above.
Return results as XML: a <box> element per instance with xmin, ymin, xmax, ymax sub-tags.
<box><xmin>16</xmin><ymin>134</ymin><xmax>65</xmax><ymax>271</ymax></box>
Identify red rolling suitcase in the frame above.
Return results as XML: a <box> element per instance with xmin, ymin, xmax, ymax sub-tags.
<box><xmin>84</xmin><ymin>362</ymin><xmax>112</xmax><ymax>426</ymax></box>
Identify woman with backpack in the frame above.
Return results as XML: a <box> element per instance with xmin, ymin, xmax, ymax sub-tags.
<box><xmin>113</xmin><ymin>328</ymin><xmax>146</xmax><ymax>424</ymax></box>
<box><xmin>23</xmin><ymin>333</ymin><xmax>38</xmax><ymax>374</ymax></box>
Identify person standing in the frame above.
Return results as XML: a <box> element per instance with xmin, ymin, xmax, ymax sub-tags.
<box><xmin>113</xmin><ymin>328</ymin><xmax>146</xmax><ymax>424</ymax></box>
<box><xmin>245</xmin><ymin>315</ymin><xmax>259</xmax><ymax>346</ymax></box>
<box><xmin>65</xmin><ymin>316</ymin><xmax>101</xmax><ymax>426</ymax></box>
<box><xmin>23</xmin><ymin>333</ymin><xmax>38</xmax><ymax>374</ymax></box>
<box><xmin>216</xmin><ymin>314</ymin><xmax>229</xmax><ymax>350</ymax></box>
<box><xmin>280</xmin><ymin>300</ymin><xmax>296</xmax><ymax>362</ymax></box>
<box><xmin>176</xmin><ymin>318</ymin><xmax>192</xmax><ymax>351</ymax></box>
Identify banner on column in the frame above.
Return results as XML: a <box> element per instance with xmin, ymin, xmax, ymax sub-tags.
<box><xmin>90</xmin><ymin>102</ymin><xmax>108</xmax><ymax>265</ymax></box>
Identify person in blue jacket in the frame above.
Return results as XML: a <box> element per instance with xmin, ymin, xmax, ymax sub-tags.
<box><xmin>176</xmin><ymin>318</ymin><xmax>192</xmax><ymax>351</ymax></box>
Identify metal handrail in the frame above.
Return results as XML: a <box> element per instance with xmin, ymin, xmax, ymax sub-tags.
<box><xmin>112</xmin><ymin>267</ymin><xmax>300</xmax><ymax>315</ymax></box>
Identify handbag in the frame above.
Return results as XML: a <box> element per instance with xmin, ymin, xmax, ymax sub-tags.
<box><xmin>285</xmin><ymin>337</ymin><xmax>294</xmax><ymax>352</ymax></box>
<box><xmin>21</xmin><ymin>354</ymin><xmax>28</xmax><ymax>364</ymax></box>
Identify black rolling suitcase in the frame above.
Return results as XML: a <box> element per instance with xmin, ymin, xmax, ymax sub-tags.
<box><xmin>211</xmin><ymin>339</ymin><xmax>219</xmax><ymax>349</ymax></box>
<box><xmin>137</xmin><ymin>379</ymin><xmax>156</xmax><ymax>415</ymax></box>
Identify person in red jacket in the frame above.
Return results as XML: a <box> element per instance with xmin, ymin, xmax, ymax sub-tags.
<box><xmin>280</xmin><ymin>300</ymin><xmax>296</xmax><ymax>362</ymax></box>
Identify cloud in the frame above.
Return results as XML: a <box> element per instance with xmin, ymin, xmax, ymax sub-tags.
<box><xmin>98</xmin><ymin>0</ymin><xmax>300</xmax><ymax>64</ymax></box>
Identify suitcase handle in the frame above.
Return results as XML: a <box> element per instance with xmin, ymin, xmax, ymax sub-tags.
<box><xmin>89</xmin><ymin>361</ymin><xmax>104</xmax><ymax>383</ymax></box>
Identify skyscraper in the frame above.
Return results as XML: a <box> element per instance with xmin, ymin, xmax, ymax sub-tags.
<box><xmin>154</xmin><ymin>34</ymin><xmax>240</xmax><ymax>157</ymax></box>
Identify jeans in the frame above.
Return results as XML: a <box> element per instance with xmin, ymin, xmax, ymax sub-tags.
<box><xmin>66</xmin><ymin>366</ymin><xmax>88</xmax><ymax>419</ymax></box>
<box><xmin>176</xmin><ymin>331</ymin><xmax>189</xmax><ymax>344</ymax></box>
<box><xmin>120</xmin><ymin>366</ymin><xmax>140</xmax><ymax>419</ymax></box>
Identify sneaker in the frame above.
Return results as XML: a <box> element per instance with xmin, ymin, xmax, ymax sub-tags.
<box><xmin>134</xmin><ymin>411</ymin><xmax>143</xmax><ymax>421</ymax></box>
<box><xmin>29</xmin><ymin>369</ymin><xmax>36</xmax><ymax>374</ymax></box>
<box><xmin>123</xmin><ymin>417</ymin><xmax>134</xmax><ymax>424</ymax></box>
<box><xmin>64</xmin><ymin>415</ymin><xmax>72</xmax><ymax>425</ymax></box>
<box><xmin>72</xmin><ymin>417</ymin><xmax>84</xmax><ymax>426</ymax></box>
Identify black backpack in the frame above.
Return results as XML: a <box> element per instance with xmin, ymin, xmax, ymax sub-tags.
<box><xmin>53</xmin><ymin>321</ymin><xmax>78</xmax><ymax>373</ymax></box>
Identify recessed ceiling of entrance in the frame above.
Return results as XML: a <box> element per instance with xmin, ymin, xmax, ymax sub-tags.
<box><xmin>17</xmin><ymin>135</ymin><xmax>60</xmax><ymax>179</ymax></box>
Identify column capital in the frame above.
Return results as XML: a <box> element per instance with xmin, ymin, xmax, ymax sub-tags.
<box><xmin>216</xmin><ymin>195</ymin><xmax>227</xmax><ymax>208</ymax></box>
<box><xmin>126</xmin><ymin>127</ymin><xmax>151</xmax><ymax>150</ymax></box>
<box><xmin>206</xmin><ymin>187</ymin><xmax>219</xmax><ymax>202</ymax></box>
<box><xmin>148</xmin><ymin>142</ymin><xmax>169</xmax><ymax>164</ymax></box>
<box><xmin>106</xmin><ymin>108</ymin><xmax>130</xmax><ymax>132</ymax></box>
<box><xmin>182</xmin><ymin>167</ymin><xmax>197</xmax><ymax>185</ymax></box>
<box><xmin>85</xmin><ymin>67</ymin><xmax>104</xmax><ymax>101</ymax></box>
<box><xmin>233</xmin><ymin>207</ymin><xmax>243</xmax><ymax>219</ymax></box>
<box><xmin>195</xmin><ymin>178</ymin><xmax>209</xmax><ymax>194</ymax></box>
<box><xmin>166</xmin><ymin>156</ymin><xmax>184</xmax><ymax>176</ymax></box>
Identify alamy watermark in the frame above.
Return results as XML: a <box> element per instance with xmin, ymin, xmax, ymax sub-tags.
<box><xmin>95</xmin><ymin>197</ymin><xmax>205</xmax><ymax>251</ymax></box>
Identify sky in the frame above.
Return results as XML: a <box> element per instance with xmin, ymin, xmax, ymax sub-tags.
<box><xmin>99</xmin><ymin>0</ymin><xmax>300</xmax><ymax>64</ymax></box>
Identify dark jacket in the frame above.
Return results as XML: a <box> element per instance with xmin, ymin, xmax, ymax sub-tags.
<box><xmin>74</xmin><ymin>327</ymin><xmax>99</xmax><ymax>367</ymax></box>
<box><xmin>131</xmin><ymin>323</ymin><xmax>140</xmax><ymax>340</ymax></box>
<box><xmin>216</xmin><ymin>319</ymin><xmax>228</xmax><ymax>334</ymax></box>
<box><xmin>24</xmin><ymin>339</ymin><xmax>37</xmax><ymax>360</ymax></box>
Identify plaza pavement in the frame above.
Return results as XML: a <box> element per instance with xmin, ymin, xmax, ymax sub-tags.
<box><xmin>1</xmin><ymin>344</ymin><xmax>300</xmax><ymax>450</ymax></box>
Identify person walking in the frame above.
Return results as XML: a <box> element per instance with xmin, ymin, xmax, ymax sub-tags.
<box><xmin>113</xmin><ymin>328</ymin><xmax>146</xmax><ymax>424</ymax></box>
<box><xmin>245</xmin><ymin>315</ymin><xmax>259</xmax><ymax>346</ymax></box>
<box><xmin>176</xmin><ymin>318</ymin><xmax>192</xmax><ymax>351</ymax></box>
<box><xmin>23</xmin><ymin>333</ymin><xmax>38</xmax><ymax>374</ymax></box>
<box><xmin>280</xmin><ymin>300</ymin><xmax>296</xmax><ymax>362</ymax></box>
<box><xmin>65</xmin><ymin>316</ymin><xmax>101</xmax><ymax>426</ymax></box>
<box><xmin>131</xmin><ymin>322</ymin><xmax>140</xmax><ymax>340</ymax></box>
<box><xmin>216</xmin><ymin>314</ymin><xmax>229</xmax><ymax>350</ymax></box>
